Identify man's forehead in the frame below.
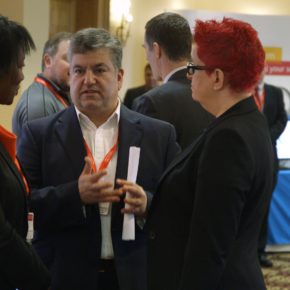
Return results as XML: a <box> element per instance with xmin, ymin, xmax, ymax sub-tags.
<box><xmin>70</xmin><ymin>51</ymin><xmax>112</xmax><ymax>66</ymax></box>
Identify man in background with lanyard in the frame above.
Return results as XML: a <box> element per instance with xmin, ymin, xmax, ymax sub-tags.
<box><xmin>17</xmin><ymin>28</ymin><xmax>180</xmax><ymax>290</ymax></box>
<box><xmin>253</xmin><ymin>71</ymin><xmax>287</xmax><ymax>267</ymax></box>
<box><xmin>12</xmin><ymin>31</ymin><xmax>72</xmax><ymax>136</ymax></box>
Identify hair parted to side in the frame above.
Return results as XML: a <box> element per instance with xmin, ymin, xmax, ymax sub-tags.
<box><xmin>0</xmin><ymin>15</ymin><xmax>35</xmax><ymax>76</ymax></box>
<box><xmin>145</xmin><ymin>12</ymin><xmax>192</xmax><ymax>62</ymax></box>
<box><xmin>69</xmin><ymin>28</ymin><xmax>122</xmax><ymax>69</ymax></box>
<box><xmin>41</xmin><ymin>31</ymin><xmax>72</xmax><ymax>71</ymax></box>
<box><xmin>193</xmin><ymin>17</ymin><xmax>265</xmax><ymax>93</ymax></box>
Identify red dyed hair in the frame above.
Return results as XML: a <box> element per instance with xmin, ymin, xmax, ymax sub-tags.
<box><xmin>193</xmin><ymin>17</ymin><xmax>265</xmax><ymax>93</ymax></box>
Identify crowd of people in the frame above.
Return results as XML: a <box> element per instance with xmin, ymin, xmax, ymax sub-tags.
<box><xmin>0</xmin><ymin>10</ymin><xmax>286</xmax><ymax>290</ymax></box>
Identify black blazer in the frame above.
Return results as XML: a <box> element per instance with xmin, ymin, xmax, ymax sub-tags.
<box><xmin>146</xmin><ymin>97</ymin><xmax>274</xmax><ymax>290</ymax></box>
<box><xmin>123</xmin><ymin>85</ymin><xmax>150</xmax><ymax>109</ymax></box>
<box><xmin>17</xmin><ymin>105</ymin><xmax>180</xmax><ymax>290</ymax></box>
<box><xmin>0</xmin><ymin>143</ymin><xmax>50</xmax><ymax>290</ymax></box>
<box><xmin>133</xmin><ymin>68</ymin><xmax>214</xmax><ymax>149</ymax></box>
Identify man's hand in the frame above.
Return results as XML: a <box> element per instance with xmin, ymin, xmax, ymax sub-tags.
<box><xmin>116</xmin><ymin>179</ymin><xmax>147</xmax><ymax>216</ymax></box>
<box><xmin>78</xmin><ymin>157</ymin><xmax>122</xmax><ymax>205</ymax></box>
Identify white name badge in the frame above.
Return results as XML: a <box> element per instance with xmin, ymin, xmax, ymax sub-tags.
<box><xmin>27</xmin><ymin>212</ymin><xmax>34</xmax><ymax>243</ymax></box>
<box><xmin>99</xmin><ymin>202</ymin><xmax>110</xmax><ymax>215</ymax></box>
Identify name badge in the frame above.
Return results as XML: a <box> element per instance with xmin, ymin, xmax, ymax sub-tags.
<box><xmin>99</xmin><ymin>202</ymin><xmax>110</xmax><ymax>215</ymax></box>
<box><xmin>27</xmin><ymin>212</ymin><xmax>34</xmax><ymax>243</ymax></box>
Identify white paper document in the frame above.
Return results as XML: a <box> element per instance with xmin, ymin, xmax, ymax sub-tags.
<box><xmin>122</xmin><ymin>146</ymin><xmax>141</xmax><ymax>240</ymax></box>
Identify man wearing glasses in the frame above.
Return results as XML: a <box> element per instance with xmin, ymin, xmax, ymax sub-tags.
<box><xmin>133</xmin><ymin>12</ymin><xmax>213</xmax><ymax>149</ymax></box>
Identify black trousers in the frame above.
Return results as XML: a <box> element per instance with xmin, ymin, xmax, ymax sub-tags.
<box><xmin>258</xmin><ymin>156</ymin><xmax>278</xmax><ymax>253</ymax></box>
<box><xmin>97</xmin><ymin>259</ymin><xmax>120</xmax><ymax>290</ymax></box>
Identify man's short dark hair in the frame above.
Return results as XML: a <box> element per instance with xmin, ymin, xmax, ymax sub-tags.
<box><xmin>0</xmin><ymin>15</ymin><xmax>35</xmax><ymax>75</ymax></box>
<box><xmin>41</xmin><ymin>31</ymin><xmax>72</xmax><ymax>71</ymax></box>
<box><xmin>69</xmin><ymin>28</ymin><xmax>122</xmax><ymax>70</ymax></box>
<box><xmin>145</xmin><ymin>12</ymin><xmax>192</xmax><ymax>61</ymax></box>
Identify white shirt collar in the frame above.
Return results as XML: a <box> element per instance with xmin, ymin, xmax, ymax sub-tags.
<box><xmin>163</xmin><ymin>65</ymin><xmax>187</xmax><ymax>83</ymax></box>
<box><xmin>75</xmin><ymin>99</ymin><xmax>121</xmax><ymax>130</ymax></box>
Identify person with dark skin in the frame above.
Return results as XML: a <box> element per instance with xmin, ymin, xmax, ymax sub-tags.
<box><xmin>0</xmin><ymin>15</ymin><xmax>50</xmax><ymax>290</ymax></box>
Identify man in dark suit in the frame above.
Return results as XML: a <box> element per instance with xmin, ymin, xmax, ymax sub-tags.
<box><xmin>133</xmin><ymin>12</ymin><xmax>213</xmax><ymax>149</ymax></box>
<box><xmin>123</xmin><ymin>63</ymin><xmax>157</xmax><ymax>109</ymax></box>
<box><xmin>17</xmin><ymin>28</ymin><xmax>179</xmax><ymax>290</ymax></box>
<box><xmin>254</xmin><ymin>80</ymin><xmax>288</xmax><ymax>267</ymax></box>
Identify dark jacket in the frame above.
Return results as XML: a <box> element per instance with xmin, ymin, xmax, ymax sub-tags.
<box><xmin>146</xmin><ymin>97</ymin><xmax>274</xmax><ymax>290</ymax></box>
<box><xmin>17</xmin><ymin>105</ymin><xmax>180</xmax><ymax>290</ymax></box>
<box><xmin>133</xmin><ymin>68</ymin><xmax>214</xmax><ymax>149</ymax></box>
<box><xmin>0</xmin><ymin>143</ymin><xmax>50</xmax><ymax>290</ymax></box>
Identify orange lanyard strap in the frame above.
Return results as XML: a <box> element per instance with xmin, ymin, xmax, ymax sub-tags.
<box><xmin>15</xmin><ymin>158</ymin><xmax>30</xmax><ymax>194</ymax></box>
<box><xmin>83</xmin><ymin>137</ymin><xmax>118</xmax><ymax>173</ymax></box>
<box><xmin>253</xmin><ymin>89</ymin><xmax>265</xmax><ymax>111</ymax></box>
<box><xmin>34</xmin><ymin>76</ymin><xmax>69</xmax><ymax>108</ymax></box>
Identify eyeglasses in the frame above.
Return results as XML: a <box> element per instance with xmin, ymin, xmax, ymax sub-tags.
<box><xmin>186</xmin><ymin>62</ymin><xmax>211</xmax><ymax>75</ymax></box>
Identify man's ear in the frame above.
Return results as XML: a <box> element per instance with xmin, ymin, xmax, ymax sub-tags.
<box><xmin>152</xmin><ymin>42</ymin><xmax>161</xmax><ymax>59</ymax></box>
<box><xmin>43</xmin><ymin>53</ymin><xmax>52</xmax><ymax>69</ymax></box>
<box><xmin>212</xmin><ymin>69</ymin><xmax>225</xmax><ymax>90</ymax></box>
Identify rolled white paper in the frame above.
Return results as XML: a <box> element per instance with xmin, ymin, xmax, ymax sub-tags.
<box><xmin>122</xmin><ymin>146</ymin><xmax>140</xmax><ymax>240</ymax></box>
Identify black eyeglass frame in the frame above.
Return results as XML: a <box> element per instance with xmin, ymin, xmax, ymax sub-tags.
<box><xmin>186</xmin><ymin>62</ymin><xmax>213</xmax><ymax>75</ymax></box>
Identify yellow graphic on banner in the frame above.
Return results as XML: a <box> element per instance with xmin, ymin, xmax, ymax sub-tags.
<box><xmin>264</xmin><ymin>47</ymin><xmax>282</xmax><ymax>62</ymax></box>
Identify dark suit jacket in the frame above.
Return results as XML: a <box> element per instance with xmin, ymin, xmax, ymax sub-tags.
<box><xmin>0</xmin><ymin>143</ymin><xmax>50</xmax><ymax>290</ymax></box>
<box><xmin>146</xmin><ymin>97</ymin><xmax>274</xmax><ymax>290</ymax></box>
<box><xmin>133</xmin><ymin>68</ymin><xmax>214</xmax><ymax>149</ymax></box>
<box><xmin>17</xmin><ymin>105</ymin><xmax>180</xmax><ymax>290</ymax></box>
<box><xmin>123</xmin><ymin>85</ymin><xmax>151</xmax><ymax>109</ymax></box>
<box><xmin>263</xmin><ymin>83</ymin><xmax>287</xmax><ymax>166</ymax></box>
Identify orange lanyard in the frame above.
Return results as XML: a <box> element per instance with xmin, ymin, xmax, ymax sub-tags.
<box><xmin>15</xmin><ymin>158</ymin><xmax>30</xmax><ymax>194</ymax></box>
<box><xmin>83</xmin><ymin>137</ymin><xmax>118</xmax><ymax>173</ymax></box>
<box><xmin>253</xmin><ymin>88</ymin><xmax>265</xmax><ymax>111</ymax></box>
<box><xmin>34</xmin><ymin>76</ymin><xmax>69</xmax><ymax>108</ymax></box>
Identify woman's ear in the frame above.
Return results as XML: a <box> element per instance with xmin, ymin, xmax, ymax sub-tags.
<box><xmin>212</xmin><ymin>69</ymin><xmax>224</xmax><ymax>90</ymax></box>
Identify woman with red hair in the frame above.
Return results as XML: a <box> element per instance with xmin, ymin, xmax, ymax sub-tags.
<box><xmin>147</xmin><ymin>18</ymin><xmax>273</xmax><ymax>290</ymax></box>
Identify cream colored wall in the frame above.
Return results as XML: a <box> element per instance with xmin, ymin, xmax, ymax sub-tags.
<box><xmin>120</xmin><ymin>0</ymin><xmax>290</xmax><ymax>99</ymax></box>
<box><xmin>0</xmin><ymin>0</ymin><xmax>49</xmax><ymax>131</ymax></box>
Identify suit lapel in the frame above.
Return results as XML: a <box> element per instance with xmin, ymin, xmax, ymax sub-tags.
<box><xmin>156</xmin><ymin>97</ymin><xmax>258</xmax><ymax>192</ymax></box>
<box><xmin>112</xmin><ymin>105</ymin><xmax>143</xmax><ymax>220</ymax></box>
<box><xmin>54</xmin><ymin>106</ymin><xmax>86</xmax><ymax>178</ymax></box>
<box><xmin>0</xmin><ymin>143</ymin><xmax>27</xmax><ymax>194</ymax></box>
<box><xmin>157</xmin><ymin>129</ymin><xmax>206</xmax><ymax>190</ymax></box>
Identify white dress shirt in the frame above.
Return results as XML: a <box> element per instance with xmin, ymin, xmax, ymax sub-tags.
<box><xmin>75</xmin><ymin>102</ymin><xmax>120</xmax><ymax>259</ymax></box>
<box><xmin>163</xmin><ymin>65</ymin><xmax>187</xmax><ymax>83</ymax></box>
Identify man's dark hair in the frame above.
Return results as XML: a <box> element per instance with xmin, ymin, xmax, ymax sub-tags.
<box><xmin>69</xmin><ymin>28</ymin><xmax>122</xmax><ymax>70</ymax></box>
<box><xmin>0</xmin><ymin>15</ymin><xmax>35</xmax><ymax>75</ymax></box>
<box><xmin>41</xmin><ymin>31</ymin><xmax>72</xmax><ymax>71</ymax></box>
<box><xmin>145</xmin><ymin>12</ymin><xmax>192</xmax><ymax>61</ymax></box>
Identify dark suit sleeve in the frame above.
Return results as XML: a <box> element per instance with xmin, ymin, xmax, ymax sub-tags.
<box><xmin>178</xmin><ymin>129</ymin><xmax>253</xmax><ymax>290</ymax></box>
<box><xmin>0</xmin><ymin>206</ymin><xmax>50</xmax><ymax>290</ymax></box>
<box><xmin>145</xmin><ymin>123</ymin><xmax>180</xmax><ymax>213</ymax></box>
<box><xmin>132</xmin><ymin>95</ymin><xmax>159</xmax><ymax>119</ymax></box>
<box><xmin>123</xmin><ymin>89</ymin><xmax>133</xmax><ymax>109</ymax></box>
<box><xmin>268</xmin><ymin>87</ymin><xmax>287</xmax><ymax>142</ymax></box>
<box><xmin>17</xmin><ymin>124</ymin><xmax>85</xmax><ymax>232</ymax></box>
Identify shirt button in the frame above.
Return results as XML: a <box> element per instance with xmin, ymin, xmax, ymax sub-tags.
<box><xmin>149</xmin><ymin>231</ymin><xmax>156</xmax><ymax>240</ymax></box>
